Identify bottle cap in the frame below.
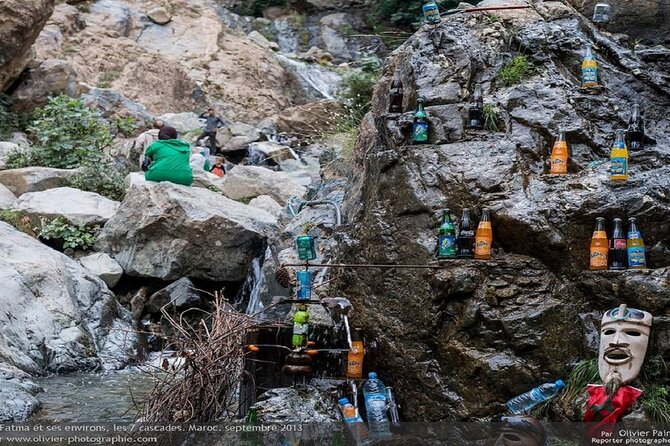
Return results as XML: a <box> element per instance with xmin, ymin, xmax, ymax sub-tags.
<box><xmin>555</xmin><ymin>379</ymin><xmax>565</xmax><ymax>389</ymax></box>
<box><xmin>338</xmin><ymin>398</ymin><xmax>350</xmax><ymax>406</ymax></box>
<box><xmin>368</xmin><ymin>372</ymin><xmax>377</xmax><ymax>379</ymax></box>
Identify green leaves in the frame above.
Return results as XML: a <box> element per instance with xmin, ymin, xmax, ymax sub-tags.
<box><xmin>498</xmin><ymin>56</ymin><xmax>533</xmax><ymax>86</ymax></box>
<box><xmin>73</xmin><ymin>162</ymin><xmax>126</xmax><ymax>202</ymax></box>
<box><xmin>38</xmin><ymin>216</ymin><xmax>99</xmax><ymax>251</ymax></box>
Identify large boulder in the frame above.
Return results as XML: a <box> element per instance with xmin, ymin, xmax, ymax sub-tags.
<box><xmin>78</xmin><ymin>252</ymin><xmax>123</xmax><ymax>288</ymax></box>
<box><xmin>10</xmin><ymin>187</ymin><xmax>119</xmax><ymax>226</ymax></box>
<box><xmin>249</xmin><ymin>195</ymin><xmax>283</xmax><ymax>218</ymax></box>
<box><xmin>147</xmin><ymin>277</ymin><xmax>202</xmax><ymax>314</ymax></box>
<box><xmin>220</xmin><ymin>165</ymin><xmax>306</xmax><ymax>205</ymax></box>
<box><xmin>0</xmin><ymin>167</ymin><xmax>78</xmax><ymax>196</ymax></box>
<box><xmin>158</xmin><ymin>112</ymin><xmax>203</xmax><ymax>134</ymax></box>
<box><xmin>82</xmin><ymin>88</ymin><xmax>154</xmax><ymax>130</ymax></box>
<box><xmin>0</xmin><ymin>184</ymin><xmax>16</xmax><ymax>209</ymax></box>
<box><xmin>0</xmin><ymin>0</ymin><xmax>55</xmax><ymax>92</ymax></box>
<box><xmin>96</xmin><ymin>181</ymin><xmax>277</xmax><ymax>281</ymax></box>
<box><xmin>0</xmin><ymin>222</ymin><xmax>136</xmax><ymax>376</ymax></box>
<box><xmin>12</xmin><ymin>59</ymin><xmax>81</xmax><ymax>110</ymax></box>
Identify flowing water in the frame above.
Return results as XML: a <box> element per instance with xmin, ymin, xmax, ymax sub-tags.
<box><xmin>244</xmin><ymin>256</ymin><xmax>266</xmax><ymax>317</ymax></box>
<box><xmin>276</xmin><ymin>54</ymin><xmax>341</xmax><ymax>100</ymax></box>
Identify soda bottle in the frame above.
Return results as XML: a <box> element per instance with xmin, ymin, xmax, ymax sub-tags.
<box><xmin>412</xmin><ymin>97</ymin><xmax>429</xmax><ymax>144</ymax></box>
<box><xmin>437</xmin><ymin>209</ymin><xmax>456</xmax><ymax>259</ymax></box>
<box><xmin>581</xmin><ymin>44</ymin><xmax>599</xmax><ymax>88</ymax></box>
<box><xmin>422</xmin><ymin>0</ymin><xmax>441</xmax><ymax>24</ymax></box>
<box><xmin>240</xmin><ymin>408</ymin><xmax>259</xmax><ymax>446</ymax></box>
<box><xmin>339</xmin><ymin>398</ymin><xmax>371</xmax><ymax>445</ymax></box>
<box><xmin>346</xmin><ymin>329</ymin><xmax>364</xmax><ymax>379</ymax></box>
<box><xmin>456</xmin><ymin>208</ymin><xmax>475</xmax><ymax>258</ymax></box>
<box><xmin>627</xmin><ymin>217</ymin><xmax>647</xmax><ymax>269</ymax></box>
<box><xmin>549</xmin><ymin>128</ymin><xmax>568</xmax><ymax>175</ymax></box>
<box><xmin>296</xmin><ymin>235</ymin><xmax>317</xmax><ymax>261</ymax></box>
<box><xmin>363</xmin><ymin>372</ymin><xmax>392</xmax><ymax>438</ymax></box>
<box><xmin>609</xmin><ymin>218</ymin><xmax>627</xmax><ymax>270</ymax></box>
<box><xmin>474</xmin><ymin>209</ymin><xmax>492</xmax><ymax>260</ymax></box>
<box><xmin>296</xmin><ymin>270</ymin><xmax>312</xmax><ymax>300</ymax></box>
<box><xmin>610</xmin><ymin>129</ymin><xmax>629</xmax><ymax>181</ymax></box>
<box><xmin>589</xmin><ymin>217</ymin><xmax>609</xmax><ymax>270</ymax></box>
<box><xmin>292</xmin><ymin>304</ymin><xmax>309</xmax><ymax>348</ymax></box>
<box><xmin>467</xmin><ymin>84</ymin><xmax>484</xmax><ymax>129</ymax></box>
<box><xmin>627</xmin><ymin>103</ymin><xmax>644</xmax><ymax>150</ymax></box>
<box><xmin>507</xmin><ymin>380</ymin><xmax>565</xmax><ymax>414</ymax></box>
<box><xmin>388</xmin><ymin>69</ymin><xmax>403</xmax><ymax>113</ymax></box>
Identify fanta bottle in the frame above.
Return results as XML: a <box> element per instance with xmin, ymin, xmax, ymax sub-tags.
<box><xmin>610</xmin><ymin>129</ymin><xmax>629</xmax><ymax>181</ymax></box>
<box><xmin>589</xmin><ymin>217</ymin><xmax>608</xmax><ymax>270</ymax></box>
<box><xmin>550</xmin><ymin>129</ymin><xmax>568</xmax><ymax>175</ymax></box>
<box><xmin>346</xmin><ymin>329</ymin><xmax>364</xmax><ymax>379</ymax></box>
<box><xmin>474</xmin><ymin>209</ymin><xmax>492</xmax><ymax>260</ymax></box>
<box><xmin>581</xmin><ymin>45</ymin><xmax>599</xmax><ymax>88</ymax></box>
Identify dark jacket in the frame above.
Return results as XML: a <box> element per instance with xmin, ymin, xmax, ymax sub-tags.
<box><xmin>199</xmin><ymin>113</ymin><xmax>225</xmax><ymax>132</ymax></box>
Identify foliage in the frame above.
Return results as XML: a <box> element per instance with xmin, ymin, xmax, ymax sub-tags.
<box><xmin>72</xmin><ymin>162</ymin><xmax>126</xmax><ymax>201</ymax></box>
<box><xmin>0</xmin><ymin>210</ymin><xmax>36</xmax><ymax>237</ymax></box>
<box><xmin>0</xmin><ymin>96</ymin><xmax>20</xmax><ymax>139</ymax></box>
<box><xmin>38</xmin><ymin>216</ymin><xmax>99</xmax><ymax>251</ymax></box>
<box><xmin>22</xmin><ymin>95</ymin><xmax>112</xmax><ymax>169</ymax></box>
<box><xmin>482</xmin><ymin>103</ymin><xmax>502</xmax><ymax>132</ymax></box>
<box><xmin>112</xmin><ymin>116</ymin><xmax>138</xmax><ymax>138</ymax></box>
<box><xmin>230</xmin><ymin>0</ymin><xmax>286</xmax><ymax>17</ymax></box>
<box><xmin>498</xmin><ymin>56</ymin><xmax>533</xmax><ymax>86</ymax></box>
<box><xmin>562</xmin><ymin>358</ymin><xmax>600</xmax><ymax>406</ymax></box>
<box><xmin>370</xmin><ymin>0</ymin><xmax>459</xmax><ymax>29</ymax></box>
<box><xmin>338</xmin><ymin>56</ymin><xmax>381</xmax><ymax>123</ymax></box>
<box><xmin>642</xmin><ymin>385</ymin><xmax>670</xmax><ymax>423</ymax></box>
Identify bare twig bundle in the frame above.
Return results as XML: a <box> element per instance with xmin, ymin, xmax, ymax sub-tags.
<box><xmin>138</xmin><ymin>291</ymin><xmax>256</xmax><ymax>423</ymax></box>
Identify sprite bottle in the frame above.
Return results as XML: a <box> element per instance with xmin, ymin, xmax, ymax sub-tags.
<box><xmin>412</xmin><ymin>97</ymin><xmax>429</xmax><ymax>144</ymax></box>
<box><xmin>437</xmin><ymin>210</ymin><xmax>456</xmax><ymax>259</ymax></box>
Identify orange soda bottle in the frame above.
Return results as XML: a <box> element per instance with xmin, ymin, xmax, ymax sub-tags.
<box><xmin>346</xmin><ymin>329</ymin><xmax>364</xmax><ymax>379</ymax></box>
<box><xmin>589</xmin><ymin>217</ymin><xmax>609</xmax><ymax>270</ymax></box>
<box><xmin>550</xmin><ymin>129</ymin><xmax>568</xmax><ymax>175</ymax></box>
<box><xmin>474</xmin><ymin>209</ymin><xmax>493</xmax><ymax>260</ymax></box>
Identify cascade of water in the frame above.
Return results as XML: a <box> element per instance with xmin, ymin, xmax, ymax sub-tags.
<box><xmin>343</xmin><ymin>315</ymin><xmax>353</xmax><ymax>350</ymax></box>
<box><xmin>276</xmin><ymin>54</ymin><xmax>341</xmax><ymax>100</ymax></box>
<box><xmin>245</xmin><ymin>257</ymin><xmax>265</xmax><ymax>316</ymax></box>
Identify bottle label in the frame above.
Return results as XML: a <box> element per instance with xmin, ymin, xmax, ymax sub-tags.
<box><xmin>478</xmin><ymin>222</ymin><xmax>492</xmax><ymax>229</ymax></box>
<box><xmin>293</xmin><ymin>323</ymin><xmax>308</xmax><ymax>335</ymax></box>
<box><xmin>582</xmin><ymin>66</ymin><xmax>598</xmax><ymax>85</ymax></box>
<box><xmin>413</xmin><ymin>122</ymin><xmax>428</xmax><ymax>142</ymax></box>
<box><xmin>611</xmin><ymin>157</ymin><xmax>627</xmax><ymax>176</ymax></box>
<box><xmin>590</xmin><ymin>249</ymin><xmax>608</xmax><ymax>268</ymax></box>
<box><xmin>423</xmin><ymin>5</ymin><xmax>441</xmax><ymax>23</ymax></box>
<box><xmin>614</xmin><ymin>239</ymin><xmax>626</xmax><ymax>249</ymax></box>
<box><xmin>475</xmin><ymin>239</ymin><xmax>491</xmax><ymax>256</ymax></box>
<box><xmin>438</xmin><ymin>235</ymin><xmax>456</xmax><ymax>257</ymax></box>
<box><xmin>627</xmin><ymin>247</ymin><xmax>646</xmax><ymax>267</ymax></box>
<box><xmin>627</xmin><ymin>231</ymin><xmax>641</xmax><ymax>239</ymax></box>
<box><xmin>459</xmin><ymin>230</ymin><xmax>475</xmax><ymax>238</ymax></box>
<box><xmin>550</xmin><ymin>157</ymin><xmax>567</xmax><ymax>174</ymax></box>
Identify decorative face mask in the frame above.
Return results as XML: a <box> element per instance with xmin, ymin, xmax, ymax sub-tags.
<box><xmin>484</xmin><ymin>416</ymin><xmax>546</xmax><ymax>446</ymax></box>
<box><xmin>598</xmin><ymin>304</ymin><xmax>652</xmax><ymax>385</ymax></box>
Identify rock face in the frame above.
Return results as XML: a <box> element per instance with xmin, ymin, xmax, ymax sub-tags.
<box><xmin>0</xmin><ymin>167</ymin><xmax>78</xmax><ymax>196</ymax></box>
<box><xmin>220</xmin><ymin>165</ymin><xmax>306</xmax><ymax>205</ymax></box>
<box><xmin>0</xmin><ymin>184</ymin><xmax>16</xmax><ymax>209</ymax></box>
<box><xmin>147</xmin><ymin>277</ymin><xmax>202</xmax><ymax>314</ymax></box>
<box><xmin>335</xmin><ymin>3</ymin><xmax>670</xmax><ymax>421</ymax></box>
<box><xmin>78</xmin><ymin>252</ymin><xmax>124</xmax><ymax>288</ymax></box>
<box><xmin>11</xmin><ymin>59</ymin><xmax>81</xmax><ymax>110</ymax></box>
<box><xmin>10</xmin><ymin>187</ymin><xmax>120</xmax><ymax>226</ymax></box>
<box><xmin>0</xmin><ymin>222</ymin><xmax>135</xmax><ymax>375</ymax></box>
<box><xmin>0</xmin><ymin>0</ymin><xmax>55</xmax><ymax>92</ymax></box>
<box><xmin>276</xmin><ymin>100</ymin><xmax>346</xmax><ymax>137</ymax></box>
<box><xmin>96</xmin><ymin>181</ymin><xmax>277</xmax><ymax>281</ymax></box>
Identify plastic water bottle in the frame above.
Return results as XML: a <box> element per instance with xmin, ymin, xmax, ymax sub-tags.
<box><xmin>363</xmin><ymin>372</ymin><xmax>392</xmax><ymax>438</ymax></box>
<box><xmin>507</xmin><ymin>380</ymin><xmax>566</xmax><ymax>414</ymax></box>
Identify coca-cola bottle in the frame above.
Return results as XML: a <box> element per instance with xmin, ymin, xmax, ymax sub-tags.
<box><xmin>456</xmin><ymin>208</ymin><xmax>475</xmax><ymax>258</ymax></box>
<box><xmin>627</xmin><ymin>103</ymin><xmax>644</xmax><ymax>150</ymax></box>
<box><xmin>609</xmin><ymin>218</ymin><xmax>627</xmax><ymax>270</ymax></box>
<box><xmin>388</xmin><ymin>69</ymin><xmax>404</xmax><ymax>113</ymax></box>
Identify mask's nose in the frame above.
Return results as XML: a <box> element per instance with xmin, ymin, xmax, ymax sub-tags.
<box><xmin>611</xmin><ymin>329</ymin><xmax>629</xmax><ymax>347</ymax></box>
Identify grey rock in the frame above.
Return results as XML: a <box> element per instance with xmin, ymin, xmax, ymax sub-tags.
<box><xmin>247</xmin><ymin>30</ymin><xmax>279</xmax><ymax>51</ymax></box>
<box><xmin>82</xmin><ymin>88</ymin><xmax>154</xmax><ymax>130</ymax></box>
<box><xmin>96</xmin><ymin>181</ymin><xmax>277</xmax><ymax>281</ymax></box>
<box><xmin>0</xmin><ymin>142</ymin><xmax>26</xmax><ymax>170</ymax></box>
<box><xmin>220</xmin><ymin>165</ymin><xmax>306</xmax><ymax>205</ymax></box>
<box><xmin>253</xmin><ymin>386</ymin><xmax>340</xmax><ymax>423</ymax></box>
<box><xmin>10</xmin><ymin>187</ymin><xmax>120</xmax><ymax>226</ymax></box>
<box><xmin>11</xmin><ymin>59</ymin><xmax>81</xmax><ymax>111</ymax></box>
<box><xmin>78</xmin><ymin>252</ymin><xmax>124</xmax><ymax>288</ymax></box>
<box><xmin>147</xmin><ymin>6</ymin><xmax>171</xmax><ymax>25</ymax></box>
<box><xmin>249</xmin><ymin>195</ymin><xmax>283</xmax><ymax>217</ymax></box>
<box><xmin>0</xmin><ymin>379</ymin><xmax>42</xmax><ymax>422</ymax></box>
<box><xmin>157</xmin><ymin>112</ymin><xmax>203</xmax><ymax>134</ymax></box>
<box><xmin>0</xmin><ymin>184</ymin><xmax>17</xmax><ymax>209</ymax></box>
<box><xmin>0</xmin><ymin>167</ymin><xmax>79</xmax><ymax>196</ymax></box>
<box><xmin>147</xmin><ymin>277</ymin><xmax>201</xmax><ymax>314</ymax></box>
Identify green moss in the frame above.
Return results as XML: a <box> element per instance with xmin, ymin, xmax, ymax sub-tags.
<box><xmin>498</xmin><ymin>55</ymin><xmax>533</xmax><ymax>86</ymax></box>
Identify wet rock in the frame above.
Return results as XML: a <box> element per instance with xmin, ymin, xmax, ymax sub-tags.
<box><xmin>0</xmin><ymin>184</ymin><xmax>17</xmax><ymax>209</ymax></box>
<box><xmin>0</xmin><ymin>222</ymin><xmax>136</xmax><ymax>375</ymax></box>
<box><xmin>0</xmin><ymin>0</ymin><xmax>55</xmax><ymax>92</ymax></box>
<box><xmin>10</xmin><ymin>187</ymin><xmax>120</xmax><ymax>226</ymax></box>
<box><xmin>253</xmin><ymin>386</ymin><xmax>340</xmax><ymax>423</ymax></box>
<box><xmin>78</xmin><ymin>252</ymin><xmax>124</xmax><ymax>288</ymax></box>
<box><xmin>0</xmin><ymin>379</ymin><xmax>42</xmax><ymax>422</ymax></box>
<box><xmin>147</xmin><ymin>277</ymin><xmax>202</xmax><ymax>314</ymax></box>
<box><xmin>249</xmin><ymin>195</ymin><xmax>283</xmax><ymax>218</ymax></box>
<box><xmin>147</xmin><ymin>7</ymin><xmax>172</xmax><ymax>25</ymax></box>
<box><xmin>248</xmin><ymin>141</ymin><xmax>297</xmax><ymax>163</ymax></box>
<box><xmin>0</xmin><ymin>167</ymin><xmax>79</xmax><ymax>196</ymax></box>
<box><xmin>96</xmin><ymin>181</ymin><xmax>277</xmax><ymax>281</ymax></box>
<box><xmin>220</xmin><ymin>165</ymin><xmax>306</xmax><ymax>205</ymax></box>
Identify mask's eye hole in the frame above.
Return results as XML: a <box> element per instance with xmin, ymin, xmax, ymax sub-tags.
<box><xmin>624</xmin><ymin>330</ymin><xmax>641</xmax><ymax>337</ymax></box>
<box><xmin>603</xmin><ymin>329</ymin><xmax>616</xmax><ymax>335</ymax></box>
<box><xmin>503</xmin><ymin>434</ymin><xmax>521</xmax><ymax>441</ymax></box>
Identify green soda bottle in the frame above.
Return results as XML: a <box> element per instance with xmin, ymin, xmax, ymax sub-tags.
<box><xmin>412</xmin><ymin>97</ymin><xmax>429</xmax><ymax>144</ymax></box>
<box><xmin>292</xmin><ymin>304</ymin><xmax>310</xmax><ymax>348</ymax></box>
<box><xmin>437</xmin><ymin>209</ymin><xmax>456</xmax><ymax>259</ymax></box>
<box><xmin>296</xmin><ymin>235</ymin><xmax>317</xmax><ymax>261</ymax></box>
<box><xmin>240</xmin><ymin>408</ymin><xmax>259</xmax><ymax>446</ymax></box>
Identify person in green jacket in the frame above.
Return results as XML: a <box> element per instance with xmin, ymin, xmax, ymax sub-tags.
<box><xmin>144</xmin><ymin>126</ymin><xmax>193</xmax><ymax>186</ymax></box>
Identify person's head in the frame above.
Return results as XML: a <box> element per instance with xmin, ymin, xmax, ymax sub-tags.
<box><xmin>207</xmin><ymin>107</ymin><xmax>215</xmax><ymax>116</ymax></box>
<box><xmin>214</xmin><ymin>157</ymin><xmax>224</xmax><ymax>165</ymax></box>
<box><xmin>158</xmin><ymin>126</ymin><xmax>178</xmax><ymax>140</ymax></box>
<box><xmin>153</xmin><ymin>119</ymin><xmax>165</xmax><ymax>130</ymax></box>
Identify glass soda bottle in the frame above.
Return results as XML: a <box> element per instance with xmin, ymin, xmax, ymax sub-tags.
<box><xmin>589</xmin><ymin>217</ymin><xmax>608</xmax><ymax>270</ymax></box>
<box><xmin>474</xmin><ymin>209</ymin><xmax>492</xmax><ymax>260</ymax></box>
<box><xmin>610</xmin><ymin>129</ymin><xmax>629</xmax><ymax>181</ymax></box>
<box><xmin>467</xmin><ymin>84</ymin><xmax>484</xmax><ymax>129</ymax></box>
<box><xmin>609</xmin><ymin>218</ymin><xmax>627</xmax><ymax>270</ymax></box>
<box><xmin>550</xmin><ymin>128</ymin><xmax>568</xmax><ymax>174</ymax></box>
<box><xmin>412</xmin><ymin>97</ymin><xmax>429</xmax><ymax>144</ymax></box>
<box><xmin>437</xmin><ymin>209</ymin><xmax>456</xmax><ymax>259</ymax></box>
<box><xmin>388</xmin><ymin>69</ymin><xmax>404</xmax><ymax>113</ymax></box>
<box><xmin>627</xmin><ymin>103</ymin><xmax>644</xmax><ymax>150</ymax></box>
<box><xmin>346</xmin><ymin>328</ymin><xmax>364</xmax><ymax>379</ymax></box>
<box><xmin>627</xmin><ymin>217</ymin><xmax>647</xmax><ymax>269</ymax></box>
<box><xmin>292</xmin><ymin>304</ymin><xmax>310</xmax><ymax>348</ymax></box>
<box><xmin>456</xmin><ymin>208</ymin><xmax>475</xmax><ymax>258</ymax></box>
<box><xmin>581</xmin><ymin>44</ymin><xmax>599</xmax><ymax>88</ymax></box>
<box><xmin>422</xmin><ymin>0</ymin><xmax>441</xmax><ymax>24</ymax></box>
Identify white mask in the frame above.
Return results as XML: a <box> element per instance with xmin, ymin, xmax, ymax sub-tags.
<box><xmin>598</xmin><ymin>304</ymin><xmax>652</xmax><ymax>385</ymax></box>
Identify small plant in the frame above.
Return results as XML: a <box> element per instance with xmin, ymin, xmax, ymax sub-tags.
<box><xmin>0</xmin><ymin>210</ymin><xmax>36</xmax><ymax>237</ymax></box>
<box><xmin>486</xmin><ymin>14</ymin><xmax>501</xmax><ymax>24</ymax></box>
<box><xmin>39</xmin><ymin>217</ymin><xmax>99</xmax><ymax>251</ymax></box>
<box><xmin>338</xmin><ymin>56</ymin><xmax>381</xmax><ymax>125</ymax></box>
<box><xmin>112</xmin><ymin>116</ymin><xmax>138</xmax><ymax>138</ymax></box>
<box><xmin>642</xmin><ymin>384</ymin><xmax>670</xmax><ymax>422</ymax></box>
<box><xmin>482</xmin><ymin>103</ymin><xmax>502</xmax><ymax>132</ymax></box>
<box><xmin>556</xmin><ymin>358</ymin><xmax>599</xmax><ymax>413</ymax></box>
<box><xmin>72</xmin><ymin>162</ymin><xmax>126</xmax><ymax>201</ymax></box>
<box><xmin>498</xmin><ymin>55</ymin><xmax>533</xmax><ymax>86</ymax></box>
<box><xmin>301</xmin><ymin>221</ymin><xmax>316</xmax><ymax>233</ymax></box>
<box><xmin>97</xmin><ymin>69</ymin><xmax>122</xmax><ymax>89</ymax></box>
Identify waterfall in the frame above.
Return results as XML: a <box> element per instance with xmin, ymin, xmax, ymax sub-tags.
<box><xmin>274</xmin><ymin>18</ymin><xmax>300</xmax><ymax>54</ymax></box>
<box><xmin>276</xmin><ymin>54</ymin><xmax>341</xmax><ymax>100</ymax></box>
<box><xmin>245</xmin><ymin>257</ymin><xmax>265</xmax><ymax>316</ymax></box>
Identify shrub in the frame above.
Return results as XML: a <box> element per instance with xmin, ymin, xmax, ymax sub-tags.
<box><xmin>498</xmin><ymin>55</ymin><xmax>533</xmax><ymax>86</ymax></box>
<box><xmin>39</xmin><ymin>216</ymin><xmax>99</xmax><ymax>251</ymax></box>
<box><xmin>72</xmin><ymin>162</ymin><xmax>126</xmax><ymax>201</ymax></box>
<box><xmin>0</xmin><ymin>95</ymin><xmax>29</xmax><ymax>140</ymax></box>
<box><xmin>0</xmin><ymin>210</ymin><xmax>36</xmax><ymax>237</ymax></box>
<box><xmin>338</xmin><ymin>56</ymin><xmax>381</xmax><ymax>120</ymax></box>
<box><xmin>23</xmin><ymin>95</ymin><xmax>113</xmax><ymax>169</ymax></box>
<box><xmin>112</xmin><ymin>116</ymin><xmax>139</xmax><ymax>138</ymax></box>
<box><xmin>482</xmin><ymin>103</ymin><xmax>502</xmax><ymax>132</ymax></box>
<box><xmin>370</xmin><ymin>0</ymin><xmax>459</xmax><ymax>29</ymax></box>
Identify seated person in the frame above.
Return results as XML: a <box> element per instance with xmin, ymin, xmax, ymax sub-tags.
<box><xmin>144</xmin><ymin>126</ymin><xmax>193</xmax><ymax>186</ymax></box>
<box><xmin>189</xmin><ymin>146</ymin><xmax>211</xmax><ymax>172</ymax></box>
<box><xmin>210</xmin><ymin>157</ymin><xmax>225</xmax><ymax>177</ymax></box>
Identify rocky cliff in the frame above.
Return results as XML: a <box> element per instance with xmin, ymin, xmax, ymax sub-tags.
<box><xmin>336</xmin><ymin>1</ymin><xmax>670</xmax><ymax>420</ymax></box>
